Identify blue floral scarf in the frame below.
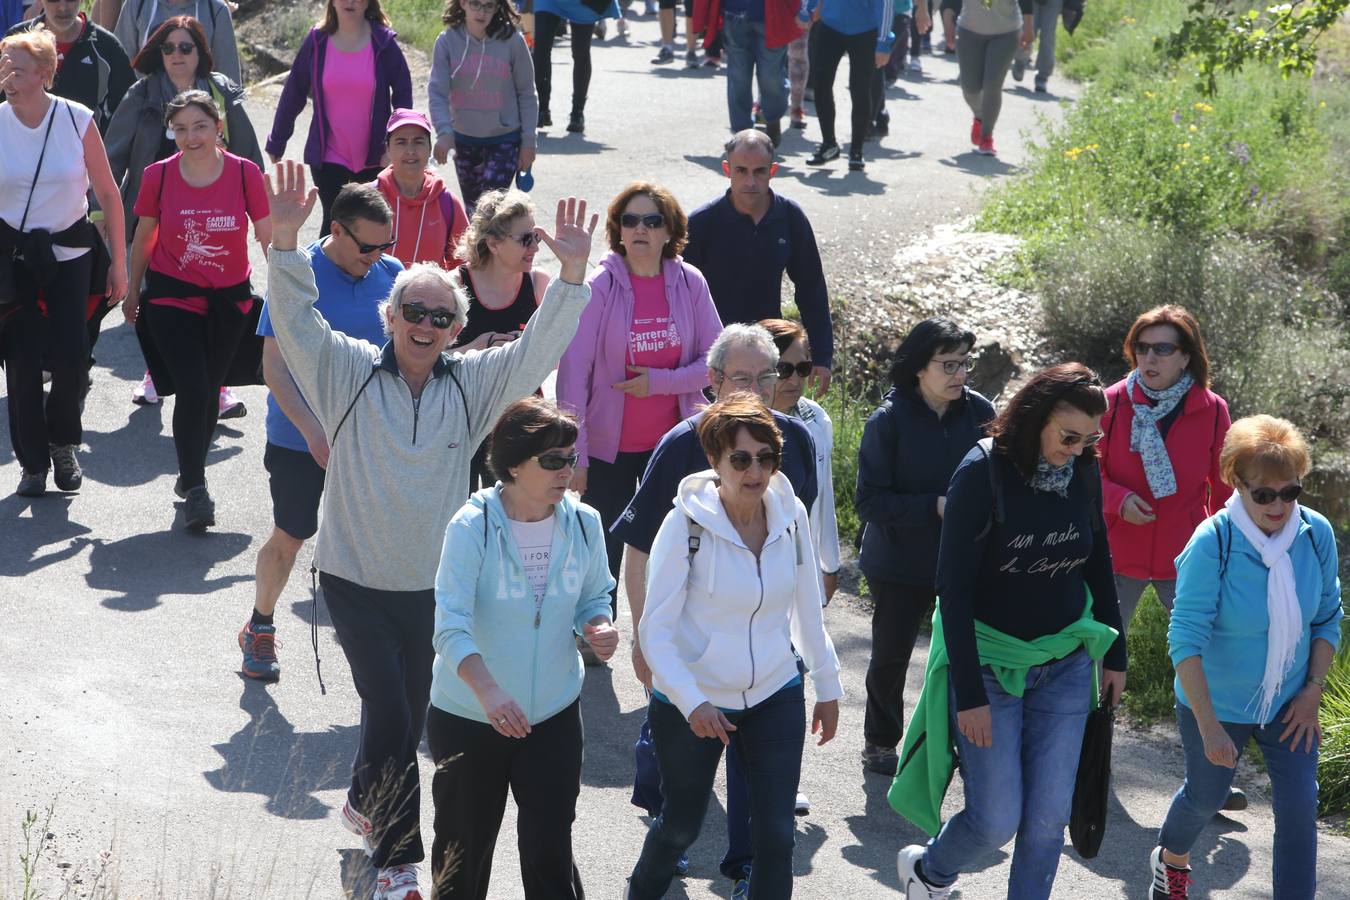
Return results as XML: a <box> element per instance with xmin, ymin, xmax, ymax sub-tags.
<box><xmin>1030</xmin><ymin>456</ymin><xmax>1075</xmax><ymax>498</ymax></box>
<box><xmin>1126</xmin><ymin>369</ymin><xmax>1193</xmax><ymax>500</ymax></box>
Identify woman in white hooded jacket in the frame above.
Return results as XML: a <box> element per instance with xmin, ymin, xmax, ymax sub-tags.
<box><xmin>627</xmin><ymin>393</ymin><xmax>843</xmax><ymax>899</ymax></box>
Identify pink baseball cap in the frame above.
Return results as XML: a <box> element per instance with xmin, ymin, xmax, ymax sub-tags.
<box><xmin>386</xmin><ymin>108</ymin><xmax>433</xmax><ymax>136</ymax></box>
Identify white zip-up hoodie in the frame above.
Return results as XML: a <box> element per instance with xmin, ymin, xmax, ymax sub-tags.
<box><xmin>639</xmin><ymin>470</ymin><xmax>845</xmax><ymax>719</ymax></box>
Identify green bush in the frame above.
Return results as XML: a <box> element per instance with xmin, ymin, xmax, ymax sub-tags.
<box><xmin>1320</xmin><ymin>622</ymin><xmax>1350</xmax><ymax>816</ymax></box>
<box><xmin>1121</xmin><ymin>586</ymin><xmax>1177</xmax><ymax>723</ymax></box>
<box><xmin>822</xmin><ymin>378</ymin><xmax>871</xmax><ymax>548</ymax></box>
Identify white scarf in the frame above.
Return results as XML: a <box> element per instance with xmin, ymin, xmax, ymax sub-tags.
<box><xmin>1225</xmin><ymin>492</ymin><xmax>1302</xmax><ymax>724</ymax></box>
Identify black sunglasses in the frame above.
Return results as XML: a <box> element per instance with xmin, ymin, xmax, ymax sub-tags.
<box><xmin>1132</xmin><ymin>341</ymin><xmax>1180</xmax><ymax>358</ymax></box>
<box><xmin>508</xmin><ymin>231</ymin><xmax>540</xmax><ymax>248</ymax></box>
<box><xmin>339</xmin><ymin>222</ymin><xmax>397</xmax><ymax>255</ymax></box>
<box><xmin>160</xmin><ymin>41</ymin><xmax>197</xmax><ymax>56</ymax></box>
<box><xmin>1243</xmin><ymin>481</ymin><xmax>1302</xmax><ymax>505</ymax></box>
<box><xmin>399</xmin><ymin>303</ymin><xmax>455</xmax><ymax>329</ymax></box>
<box><xmin>1057</xmin><ymin>427</ymin><xmax>1104</xmax><ymax>448</ymax></box>
<box><xmin>620</xmin><ymin>213</ymin><xmax>665</xmax><ymax>230</ymax></box>
<box><xmin>533</xmin><ymin>451</ymin><xmax>579</xmax><ymax>471</ymax></box>
<box><xmin>776</xmin><ymin>360</ymin><xmax>812</xmax><ymax>380</ymax></box>
<box><xmin>726</xmin><ymin>449</ymin><xmax>780</xmax><ymax>473</ymax></box>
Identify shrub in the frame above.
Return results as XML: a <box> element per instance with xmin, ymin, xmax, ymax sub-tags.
<box><xmin>1121</xmin><ymin>586</ymin><xmax>1177</xmax><ymax>723</ymax></box>
<box><xmin>1320</xmin><ymin>622</ymin><xmax>1350</xmax><ymax>816</ymax></box>
<box><xmin>822</xmin><ymin>378</ymin><xmax>871</xmax><ymax>548</ymax></box>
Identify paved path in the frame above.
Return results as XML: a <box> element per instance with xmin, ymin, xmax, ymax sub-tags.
<box><xmin>4</xmin><ymin>16</ymin><xmax>1348</xmax><ymax>899</ymax></box>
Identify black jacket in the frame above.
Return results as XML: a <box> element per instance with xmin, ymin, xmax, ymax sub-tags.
<box><xmin>4</xmin><ymin>15</ymin><xmax>134</xmax><ymax>133</ymax></box>
<box><xmin>856</xmin><ymin>385</ymin><xmax>996</xmax><ymax>585</ymax></box>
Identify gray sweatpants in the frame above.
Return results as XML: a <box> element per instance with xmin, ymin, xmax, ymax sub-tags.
<box><xmin>956</xmin><ymin>26</ymin><xmax>1020</xmax><ymax>138</ymax></box>
<box><xmin>1014</xmin><ymin>0</ymin><xmax>1063</xmax><ymax>81</ymax></box>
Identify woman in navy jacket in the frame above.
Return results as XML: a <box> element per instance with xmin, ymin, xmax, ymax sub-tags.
<box><xmin>854</xmin><ymin>318</ymin><xmax>994</xmax><ymax>775</ymax></box>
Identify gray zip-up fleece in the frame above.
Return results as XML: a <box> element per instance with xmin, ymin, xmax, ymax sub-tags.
<box><xmin>265</xmin><ymin>247</ymin><xmax>590</xmax><ymax>591</ymax></box>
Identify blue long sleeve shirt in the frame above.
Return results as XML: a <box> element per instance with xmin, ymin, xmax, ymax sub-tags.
<box><xmin>1169</xmin><ymin>507</ymin><xmax>1342</xmax><ymax>725</ymax></box>
<box><xmin>684</xmin><ymin>191</ymin><xmax>835</xmax><ymax>369</ymax></box>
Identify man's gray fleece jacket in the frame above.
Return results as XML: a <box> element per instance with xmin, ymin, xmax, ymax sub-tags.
<box><xmin>265</xmin><ymin>247</ymin><xmax>591</xmax><ymax>592</ymax></box>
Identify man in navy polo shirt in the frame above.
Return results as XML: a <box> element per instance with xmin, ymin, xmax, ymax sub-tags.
<box><xmin>684</xmin><ymin>129</ymin><xmax>834</xmax><ymax>396</ymax></box>
<box><xmin>238</xmin><ymin>184</ymin><xmax>403</xmax><ymax>682</ymax></box>
<box><xmin>614</xmin><ymin>322</ymin><xmax>818</xmax><ymax>892</ymax></box>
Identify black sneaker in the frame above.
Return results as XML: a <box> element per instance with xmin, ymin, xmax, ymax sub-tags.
<box><xmin>685</xmin><ymin>48</ymin><xmax>701</xmax><ymax>68</ymax></box>
<box><xmin>173</xmin><ymin>476</ymin><xmax>189</xmax><ymax>500</ymax></box>
<box><xmin>765</xmin><ymin>119</ymin><xmax>781</xmax><ymax>148</ymax></box>
<box><xmin>861</xmin><ymin>742</ymin><xmax>898</xmax><ymax>775</ymax></box>
<box><xmin>869</xmin><ymin>111</ymin><xmax>890</xmax><ymax>139</ymax></box>
<box><xmin>1149</xmin><ymin>846</ymin><xmax>1192</xmax><ymax>899</ymax></box>
<box><xmin>48</xmin><ymin>444</ymin><xmax>83</xmax><ymax>492</ymax></box>
<box><xmin>806</xmin><ymin>142</ymin><xmax>840</xmax><ymax>166</ymax></box>
<box><xmin>849</xmin><ymin>149</ymin><xmax>865</xmax><ymax>171</ymax></box>
<box><xmin>17</xmin><ymin>470</ymin><xmax>47</xmax><ymax>498</ymax></box>
<box><xmin>1034</xmin><ymin>78</ymin><xmax>1049</xmax><ymax>94</ymax></box>
<box><xmin>567</xmin><ymin>112</ymin><xmax>585</xmax><ymax>133</ymax></box>
<box><xmin>184</xmin><ymin>485</ymin><xmax>216</xmax><ymax>531</ymax></box>
<box><xmin>538</xmin><ymin>109</ymin><xmax>553</xmax><ymax>128</ymax></box>
<box><xmin>1221</xmin><ymin>787</ymin><xmax>1247</xmax><ymax>811</ymax></box>
<box><xmin>651</xmin><ymin>45</ymin><xmax>675</xmax><ymax>64</ymax></box>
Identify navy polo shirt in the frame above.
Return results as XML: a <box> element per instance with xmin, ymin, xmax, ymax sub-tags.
<box><xmin>684</xmin><ymin>191</ymin><xmax>834</xmax><ymax>369</ymax></box>
<box><xmin>610</xmin><ymin>408</ymin><xmax>819</xmax><ymax>554</ymax></box>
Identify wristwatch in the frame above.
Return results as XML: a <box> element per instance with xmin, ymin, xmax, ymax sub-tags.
<box><xmin>1308</xmin><ymin>673</ymin><xmax>1327</xmax><ymax>688</ymax></box>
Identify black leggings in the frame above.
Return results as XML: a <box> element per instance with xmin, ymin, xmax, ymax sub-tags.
<box><xmin>533</xmin><ymin>13</ymin><xmax>595</xmax><ymax>117</ymax></box>
<box><xmin>3</xmin><ymin>252</ymin><xmax>92</xmax><ymax>474</ymax></box>
<box><xmin>812</xmin><ymin>23</ymin><xmax>876</xmax><ymax>155</ymax></box>
<box><xmin>863</xmin><ymin>579</ymin><xmax>935</xmax><ymax>748</ymax></box>
<box><xmin>143</xmin><ymin>299</ymin><xmax>251</xmax><ymax>490</ymax></box>
<box><xmin>310</xmin><ymin>162</ymin><xmax>382</xmax><ymax>238</ymax></box>
<box><xmin>581</xmin><ymin>449</ymin><xmax>654</xmax><ymax>621</ymax></box>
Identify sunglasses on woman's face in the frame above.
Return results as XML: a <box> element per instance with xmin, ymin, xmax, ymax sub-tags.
<box><xmin>160</xmin><ymin>41</ymin><xmax>197</xmax><ymax>56</ymax></box>
<box><xmin>620</xmin><ymin>213</ymin><xmax>665</xmax><ymax>230</ymax></box>
<box><xmin>508</xmin><ymin>231</ymin><xmax>540</xmax><ymax>248</ymax></box>
<box><xmin>399</xmin><ymin>303</ymin><xmax>455</xmax><ymax>329</ymax></box>
<box><xmin>776</xmin><ymin>360</ymin><xmax>812</xmax><ymax>380</ymax></box>
<box><xmin>1132</xmin><ymin>340</ymin><xmax>1179</xmax><ymax>358</ymax></box>
<box><xmin>533</xmin><ymin>451</ymin><xmax>579</xmax><ymax>471</ymax></box>
<box><xmin>1057</xmin><ymin>427</ymin><xmax>1104</xmax><ymax>448</ymax></box>
<box><xmin>726</xmin><ymin>449</ymin><xmax>780</xmax><ymax>473</ymax></box>
<box><xmin>1243</xmin><ymin>481</ymin><xmax>1302</xmax><ymax>505</ymax></box>
<box><xmin>463</xmin><ymin>0</ymin><xmax>496</xmax><ymax>10</ymax></box>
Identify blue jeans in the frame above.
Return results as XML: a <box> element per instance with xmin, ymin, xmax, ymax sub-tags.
<box><xmin>628</xmin><ymin>682</ymin><xmax>805</xmax><ymax>898</ymax></box>
<box><xmin>722</xmin><ymin>13</ymin><xmax>788</xmax><ymax>131</ymax></box>
<box><xmin>923</xmin><ymin>649</ymin><xmax>1092</xmax><ymax>899</ymax></box>
<box><xmin>1159</xmin><ymin>702</ymin><xmax>1319</xmax><ymax>899</ymax></box>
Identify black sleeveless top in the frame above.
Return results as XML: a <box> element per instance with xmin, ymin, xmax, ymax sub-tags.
<box><xmin>455</xmin><ymin>265</ymin><xmax>539</xmax><ymax>347</ymax></box>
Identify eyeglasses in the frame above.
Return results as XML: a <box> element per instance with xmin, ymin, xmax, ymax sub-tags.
<box><xmin>463</xmin><ymin>0</ymin><xmax>496</xmax><ymax>10</ymax></box>
<box><xmin>399</xmin><ymin>303</ymin><xmax>456</xmax><ymax>329</ymax></box>
<box><xmin>620</xmin><ymin>213</ymin><xmax>665</xmax><ymax>230</ymax></box>
<box><xmin>508</xmin><ymin>231</ymin><xmax>540</xmax><ymax>248</ymax></box>
<box><xmin>776</xmin><ymin>360</ymin><xmax>812</xmax><ymax>380</ymax></box>
<box><xmin>1132</xmin><ymin>341</ymin><xmax>1179</xmax><ymax>358</ymax></box>
<box><xmin>1057</xmin><ymin>427</ymin><xmax>1104</xmax><ymax>448</ymax></box>
<box><xmin>533</xmin><ymin>451</ymin><xmax>579</xmax><ymax>471</ymax></box>
<box><xmin>160</xmin><ymin>41</ymin><xmax>197</xmax><ymax>56</ymax></box>
<box><xmin>1242</xmin><ymin>481</ymin><xmax>1302</xmax><ymax>505</ymax></box>
<box><xmin>726</xmin><ymin>449</ymin><xmax>780</xmax><ymax>473</ymax></box>
<box><xmin>931</xmin><ymin>357</ymin><xmax>974</xmax><ymax>376</ymax></box>
<box><xmin>713</xmin><ymin>368</ymin><xmax>779</xmax><ymax>391</ymax></box>
<box><xmin>339</xmin><ymin>222</ymin><xmax>396</xmax><ymax>255</ymax></box>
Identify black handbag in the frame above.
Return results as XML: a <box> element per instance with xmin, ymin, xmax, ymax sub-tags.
<box><xmin>1069</xmin><ymin>700</ymin><xmax>1114</xmax><ymax>858</ymax></box>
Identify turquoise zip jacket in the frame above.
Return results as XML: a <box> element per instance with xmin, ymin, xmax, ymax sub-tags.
<box><xmin>431</xmin><ymin>486</ymin><xmax>616</xmax><ymax>725</ymax></box>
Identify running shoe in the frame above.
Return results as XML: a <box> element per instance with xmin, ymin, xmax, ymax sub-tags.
<box><xmin>538</xmin><ymin>109</ymin><xmax>553</xmax><ymax>128</ymax></box>
<box><xmin>49</xmin><ymin>444</ymin><xmax>83</xmax><ymax>492</ymax></box>
<box><xmin>1149</xmin><ymin>846</ymin><xmax>1192</xmax><ymax>899</ymax></box>
<box><xmin>848</xmin><ymin>148</ymin><xmax>866</xmax><ymax>171</ymax></box>
<box><xmin>593</xmin><ymin>18</ymin><xmax>607</xmax><ymax>39</ymax></box>
<box><xmin>674</xmin><ymin>853</ymin><xmax>689</xmax><ymax>876</ymax></box>
<box><xmin>132</xmin><ymin>370</ymin><xmax>160</xmax><ymax>405</ymax></box>
<box><xmin>1034</xmin><ymin>77</ymin><xmax>1049</xmax><ymax>94</ymax></box>
<box><xmin>790</xmin><ymin>106</ymin><xmax>807</xmax><ymax>128</ymax></box>
<box><xmin>862</xmin><ymin>742</ymin><xmax>899</xmax><ymax>775</ymax></box>
<box><xmin>907</xmin><ymin>57</ymin><xmax>922</xmax><ymax>74</ymax></box>
<box><xmin>731</xmin><ymin>874</ymin><xmax>751</xmax><ymax>899</ymax></box>
<box><xmin>374</xmin><ymin>863</ymin><xmax>422</xmax><ymax>900</ymax></box>
<box><xmin>239</xmin><ymin>621</ymin><xmax>281</xmax><ymax>682</ymax></box>
<box><xmin>1011</xmin><ymin>57</ymin><xmax>1026</xmax><ymax>82</ymax></box>
<box><xmin>340</xmin><ymin>798</ymin><xmax>376</xmax><ymax>857</ymax></box>
<box><xmin>219</xmin><ymin>386</ymin><xmax>246</xmax><ymax>419</ymax></box>
<box><xmin>567</xmin><ymin>112</ymin><xmax>585</xmax><ymax>133</ymax></box>
<box><xmin>970</xmin><ymin>117</ymin><xmax>982</xmax><ymax>146</ymax></box>
<box><xmin>183</xmin><ymin>485</ymin><xmax>216</xmax><ymax>531</ymax></box>
<box><xmin>685</xmin><ymin>48</ymin><xmax>701</xmax><ymax>67</ymax></box>
<box><xmin>898</xmin><ymin>846</ymin><xmax>954</xmax><ymax>899</ymax></box>
<box><xmin>651</xmin><ymin>45</ymin><xmax>675</xmax><ymax>64</ymax></box>
<box><xmin>16</xmin><ymin>470</ymin><xmax>46</xmax><ymax>498</ymax></box>
<box><xmin>795</xmin><ymin>792</ymin><xmax>810</xmax><ymax>816</ymax></box>
<box><xmin>977</xmin><ymin>135</ymin><xmax>997</xmax><ymax>156</ymax></box>
<box><xmin>805</xmin><ymin>142</ymin><xmax>840</xmax><ymax>166</ymax></box>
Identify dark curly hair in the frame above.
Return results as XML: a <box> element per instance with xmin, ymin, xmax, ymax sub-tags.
<box><xmin>986</xmin><ymin>362</ymin><xmax>1107</xmax><ymax>478</ymax></box>
<box><xmin>441</xmin><ymin>0</ymin><xmax>521</xmax><ymax>38</ymax></box>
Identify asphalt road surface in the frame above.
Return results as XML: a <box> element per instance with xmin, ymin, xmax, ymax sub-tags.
<box><xmin>3</xmin><ymin>16</ymin><xmax>1348</xmax><ymax>899</ymax></box>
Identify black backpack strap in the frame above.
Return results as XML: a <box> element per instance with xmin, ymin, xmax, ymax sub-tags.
<box><xmin>1078</xmin><ymin>455</ymin><xmax>1104</xmax><ymax>535</ymax></box>
<box><xmin>330</xmin><ymin>367</ymin><xmax>379</xmax><ymax>446</ymax></box>
<box><xmin>973</xmin><ymin>438</ymin><xmax>1002</xmax><ymax>542</ymax></box>
<box><xmin>686</xmin><ymin>515</ymin><xmax>702</xmax><ymax>562</ymax></box>
<box><xmin>445</xmin><ymin>362</ymin><xmax>471</xmax><ymax>434</ymax></box>
<box><xmin>575</xmin><ymin>507</ymin><xmax>589</xmax><ymax>547</ymax></box>
<box><xmin>1217</xmin><ymin>516</ymin><xmax>1232</xmax><ymax>580</ymax></box>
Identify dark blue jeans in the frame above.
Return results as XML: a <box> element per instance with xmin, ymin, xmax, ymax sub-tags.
<box><xmin>1159</xmin><ymin>702</ymin><xmax>1319</xmax><ymax>899</ymax></box>
<box><xmin>628</xmin><ymin>682</ymin><xmax>805</xmax><ymax>898</ymax></box>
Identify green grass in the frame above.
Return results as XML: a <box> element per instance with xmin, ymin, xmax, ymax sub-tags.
<box><xmin>1320</xmin><ymin>622</ymin><xmax>1350</xmax><ymax>815</ymax></box>
<box><xmin>821</xmin><ymin>376</ymin><xmax>870</xmax><ymax>549</ymax></box>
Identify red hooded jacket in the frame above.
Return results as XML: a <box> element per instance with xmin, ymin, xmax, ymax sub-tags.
<box><xmin>370</xmin><ymin>168</ymin><xmax>466</xmax><ymax>271</ymax></box>
<box><xmin>1098</xmin><ymin>378</ymin><xmax>1233</xmax><ymax>581</ymax></box>
<box><xmin>693</xmin><ymin>0</ymin><xmax>806</xmax><ymax>51</ymax></box>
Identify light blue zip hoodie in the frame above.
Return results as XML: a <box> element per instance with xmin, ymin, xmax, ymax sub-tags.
<box><xmin>803</xmin><ymin>0</ymin><xmax>896</xmax><ymax>53</ymax></box>
<box><xmin>432</xmin><ymin>486</ymin><xmax>616</xmax><ymax>725</ymax></box>
<box><xmin>1169</xmin><ymin>506</ymin><xmax>1342</xmax><ymax>725</ymax></box>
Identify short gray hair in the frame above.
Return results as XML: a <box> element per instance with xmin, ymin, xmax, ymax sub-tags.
<box><xmin>723</xmin><ymin>128</ymin><xmax>775</xmax><ymax>164</ymax></box>
<box><xmin>379</xmin><ymin>263</ymin><xmax>470</xmax><ymax>337</ymax></box>
<box><xmin>707</xmin><ymin>323</ymin><xmax>778</xmax><ymax>371</ymax></box>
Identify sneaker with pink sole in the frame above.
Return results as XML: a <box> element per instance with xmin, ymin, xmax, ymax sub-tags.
<box><xmin>132</xmin><ymin>371</ymin><xmax>160</xmax><ymax>405</ymax></box>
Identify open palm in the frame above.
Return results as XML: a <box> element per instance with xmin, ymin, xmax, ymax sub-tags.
<box><xmin>535</xmin><ymin>197</ymin><xmax>599</xmax><ymax>283</ymax></box>
<box><xmin>263</xmin><ymin>160</ymin><xmax>319</xmax><ymax>248</ymax></box>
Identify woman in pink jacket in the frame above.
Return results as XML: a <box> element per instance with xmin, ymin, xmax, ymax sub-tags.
<box><xmin>1099</xmin><ymin>305</ymin><xmax>1232</xmax><ymax>632</ymax></box>
<box><xmin>557</xmin><ymin>181</ymin><xmax>723</xmax><ymax>622</ymax></box>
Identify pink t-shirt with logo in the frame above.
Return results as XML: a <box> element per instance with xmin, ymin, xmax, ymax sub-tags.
<box><xmin>134</xmin><ymin>152</ymin><xmax>270</xmax><ymax>314</ymax></box>
<box><xmin>321</xmin><ymin>41</ymin><xmax>375</xmax><ymax>171</ymax></box>
<box><xmin>618</xmin><ymin>274</ymin><xmax>683</xmax><ymax>453</ymax></box>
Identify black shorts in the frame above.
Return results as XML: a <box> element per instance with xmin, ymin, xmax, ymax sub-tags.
<box><xmin>264</xmin><ymin>442</ymin><xmax>326</xmax><ymax>540</ymax></box>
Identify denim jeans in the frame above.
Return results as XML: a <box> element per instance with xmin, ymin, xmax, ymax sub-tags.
<box><xmin>722</xmin><ymin>13</ymin><xmax>788</xmax><ymax>131</ymax></box>
<box><xmin>628</xmin><ymin>681</ymin><xmax>805</xmax><ymax>898</ymax></box>
<box><xmin>923</xmin><ymin>649</ymin><xmax>1092</xmax><ymax>899</ymax></box>
<box><xmin>1159</xmin><ymin>702</ymin><xmax>1319</xmax><ymax>899</ymax></box>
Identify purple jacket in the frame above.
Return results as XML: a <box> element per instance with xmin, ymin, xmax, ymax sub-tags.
<box><xmin>265</xmin><ymin>24</ymin><xmax>413</xmax><ymax>169</ymax></box>
<box><xmin>558</xmin><ymin>252</ymin><xmax>724</xmax><ymax>468</ymax></box>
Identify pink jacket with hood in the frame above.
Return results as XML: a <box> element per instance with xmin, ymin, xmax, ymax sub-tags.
<box><xmin>557</xmin><ymin>251</ymin><xmax>724</xmax><ymax>468</ymax></box>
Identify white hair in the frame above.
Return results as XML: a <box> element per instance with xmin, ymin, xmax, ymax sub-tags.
<box><xmin>707</xmin><ymin>323</ymin><xmax>779</xmax><ymax>371</ymax></box>
<box><xmin>379</xmin><ymin>263</ymin><xmax>470</xmax><ymax>337</ymax></box>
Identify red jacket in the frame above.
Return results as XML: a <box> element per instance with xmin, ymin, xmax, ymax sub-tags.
<box><xmin>693</xmin><ymin>0</ymin><xmax>806</xmax><ymax>50</ymax></box>
<box><xmin>1098</xmin><ymin>379</ymin><xmax>1233</xmax><ymax>581</ymax></box>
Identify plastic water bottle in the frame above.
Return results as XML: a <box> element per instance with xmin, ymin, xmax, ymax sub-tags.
<box><xmin>515</xmin><ymin>169</ymin><xmax>535</xmax><ymax>192</ymax></box>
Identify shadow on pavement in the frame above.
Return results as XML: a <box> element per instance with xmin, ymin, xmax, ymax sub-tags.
<box><xmin>939</xmin><ymin>152</ymin><xmax>1019</xmax><ymax>176</ymax></box>
<box><xmin>86</xmin><ymin>528</ymin><xmax>252</xmax><ymax>610</ymax></box>
<box><xmin>203</xmin><ymin>680</ymin><xmax>358</xmax><ymax>820</ymax></box>
<box><xmin>0</xmin><ymin>494</ymin><xmax>94</xmax><ymax>578</ymax></box>
<box><xmin>580</xmin><ymin>665</ymin><xmax>647</xmax><ymax>789</ymax></box>
<box><xmin>843</xmin><ymin>770</ymin><xmax>932</xmax><ymax>891</ymax></box>
<box><xmin>339</xmin><ymin>848</ymin><xmax>376</xmax><ymax>899</ymax></box>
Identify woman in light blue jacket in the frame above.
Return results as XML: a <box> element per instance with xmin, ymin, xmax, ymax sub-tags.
<box><xmin>429</xmin><ymin>396</ymin><xmax>618</xmax><ymax>900</ymax></box>
<box><xmin>1151</xmin><ymin>415</ymin><xmax>1341</xmax><ymax>900</ymax></box>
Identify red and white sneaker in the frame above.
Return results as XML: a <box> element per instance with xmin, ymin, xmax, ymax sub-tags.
<box><xmin>340</xmin><ymin>798</ymin><xmax>375</xmax><ymax>857</ymax></box>
<box><xmin>132</xmin><ymin>370</ymin><xmax>160</xmax><ymax>405</ymax></box>
<box><xmin>970</xmin><ymin>117</ymin><xmax>983</xmax><ymax>146</ymax></box>
<box><xmin>218</xmin><ymin>386</ymin><xmax>246</xmax><ymax>419</ymax></box>
<box><xmin>374</xmin><ymin>863</ymin><xmax>422</xmax><ymax>900</ymax></box>
<box><xmin>1149</xmin><ymin>846</ymin><xmax>1192</xmax><ymax>899</ymax></box>
<box><xmin>977</xmin><ymin>135</ymin><xmax>997</xmax><ymax>156</ymax></box>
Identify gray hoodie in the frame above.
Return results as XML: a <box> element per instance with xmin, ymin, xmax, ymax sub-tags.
<box><xmin>264</xmin><ymin>248</ymin><xmax>590</xmax><ymax>591</ymax></box>
<box><xmin>113</xmin><ymin>0</ymin><xmax>241</xmax><ymax>84</ymax></box>
<box><xmin>427</xmin><ymin>25</ymin><xmax>538</xmax><ymax>149</ymax></box>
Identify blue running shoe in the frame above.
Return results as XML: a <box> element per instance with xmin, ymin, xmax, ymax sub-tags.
<box><xmin>239</xmin><ymin>621</ymin><xmax>280</xmax><ymax>682</ymax></box>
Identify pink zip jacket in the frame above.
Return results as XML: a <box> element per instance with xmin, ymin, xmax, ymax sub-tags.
<box><xmin>557</xmin><ymin>251</ymin><xmax>724</xmax><ymax>468</ymax></box>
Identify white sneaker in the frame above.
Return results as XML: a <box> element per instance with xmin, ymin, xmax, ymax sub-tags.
<box><xmin>132</xmin><ymin>370</ymin><xmax>160</xmax><ymax>405</ymax></box>
<box><xmin>794</xmin><ymin>792</ymin><xmax>810</xmax><ymax>816</ymax></box>
<box><xmin>897</xmin><ymin>845</ymin><xmax>953</xmax><ymax>899</ymax></box>
<box><xmin>373</xmin><ymin>863</ymin><xmax>422</xmax><ymax>900</ymax></box>
<box><xmin>617</xmin><ymin>16</ymin><xmax>629</xmax><ymax>37</ymax></box>
<box><xmin>218</xmin><ymin>386</ymin><xmax>246</xmax><ymax>419</ymax></box>
<box><xmin>340</xmin><ymin>798</ymin><xmax>376</xmax><ymax>858</ymax></box>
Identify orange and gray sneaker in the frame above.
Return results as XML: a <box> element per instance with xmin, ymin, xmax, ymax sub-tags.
<box><xmin>239</xmin><ymin>621</ymin><xmax>280</xmax><ymax>681</ymax></box>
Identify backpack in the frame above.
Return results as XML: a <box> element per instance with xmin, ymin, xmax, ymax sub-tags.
<box><xmin>972</xmin><ymin>437</ymin><xmax>1104</xmax><ymax>542</ymax></box>
<box><xmin>1215</xmin><ymin>508</ymin><xmax>1324</xmax><ymax>580</ymax></box>
<box><xmin>685</xmin><ymin>514</ymin><xmax>804</xmax><ymax>565</ymax></box>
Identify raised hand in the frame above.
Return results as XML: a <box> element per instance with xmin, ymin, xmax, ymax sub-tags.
<box><xmin>264</xmin><ymin>159</ymin><xmax>319</xmax><ymax>252</ymax></box>
<box><xmin>535</xmin><ymin>197</ymin><xmax>599</xmax><ymax>285</ymax></box>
